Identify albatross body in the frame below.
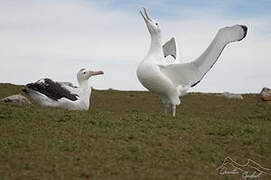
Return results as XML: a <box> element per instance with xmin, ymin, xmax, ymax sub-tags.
<box><xmin>23</xmin><ymin>68</ymin><xmax>104</xmax><ymax>110</ymax></box>
<box><xmin>137</xmin><ymin>8</ymin><xmax>247</xmax><ymax>116</ymax></box>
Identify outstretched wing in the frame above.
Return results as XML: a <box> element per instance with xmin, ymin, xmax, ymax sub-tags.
<box><xmin>26</xmin><ymin>78</ymin><xmax>79</xmax><ymax>101</ymax></box>
<box><xmin>160</xmin><ymin>32</ymin><xmax>229</xmax><ymax>87</ymax></box>
<box><xmin>159</xmin><ymin>51</ymin><xmax>222</xmax><ymax>88</ymax></box>
<box><xmin>159</xmin><ymin>62</ymin><xmax>200</xmax><ymax>87</ymax></box>
<box><xmin>163</xmin><ymin>37</ymin><xmax>179</xmax><ymax>60</ymax></box>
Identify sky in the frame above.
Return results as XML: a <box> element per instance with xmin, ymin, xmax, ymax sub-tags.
<box><xmin>0</xmin><ymin>0</ymin><xmax>270</xmax><ymax>93</ymax></box>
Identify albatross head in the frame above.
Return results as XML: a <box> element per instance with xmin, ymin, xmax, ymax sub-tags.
<box><xmin>218</xmin><ymin>25</ymin><xmax>248</xmax><ymax>43</ymax></box>
<box><xmin>77</xmin><ymin>68</ymin><xmax>104</xmax><ymax>83</ymax></box>
<box><xmin>140</xmin><ymin>8</ymin><xmax>161</xmax><ymax>37</ymax></box>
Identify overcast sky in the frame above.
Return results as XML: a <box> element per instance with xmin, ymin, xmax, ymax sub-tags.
<box><xmin>0</xmin><ymin>0</ymin><xmax>270</xmax><ymax>93</ymax></box>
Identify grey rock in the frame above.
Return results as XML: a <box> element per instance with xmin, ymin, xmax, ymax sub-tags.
<box><xmin>219</xmin><ymin>92</ymin><xmax>243</xmax><ymax>100</ymax></box>
<box><xmin>260</xmin><ymin>87</ymin><xmax>271</xmax><ymax>101</ymax></box>
<box><xmin>1</xmin><ymin>94</ymin><xmax>31</xmax><ymax>106</ymax></box>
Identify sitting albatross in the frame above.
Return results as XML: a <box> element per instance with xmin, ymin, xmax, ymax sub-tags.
<box><xmin>137</xmin><ymin>8</ymin><xmax>247</xmax><ymax>116</ymax></box>
<box><xmin>22</xmin><ymin>68</ymin><xmax>104</xmax><ymax>110</ymax></box>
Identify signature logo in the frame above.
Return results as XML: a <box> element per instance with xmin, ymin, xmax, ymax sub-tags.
<box><xmin>217</xmin><ymin>157</ymin><xmax>271</xmax><ymax>180</ymax></box>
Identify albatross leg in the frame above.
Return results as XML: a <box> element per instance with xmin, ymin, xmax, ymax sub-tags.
<box><xmin>164</xmin><ymin>103</ymin><xmax>169</xmax><ymax>114</ymax></box>
<box><xmin>172</xmin><ymin>104</ymin><xmax>176</xmax><ymax>117</ymax></box>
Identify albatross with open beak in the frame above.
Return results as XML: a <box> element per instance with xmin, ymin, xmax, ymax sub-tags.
<box><xmin>23</xmin><ymin>68</ymin><xmax>104</xmax><ymax>110</ymax></box>
<box><xmin>137</xmin><ymin>8</ymin><xmax>247</xmax><ymax>116</ymax></box>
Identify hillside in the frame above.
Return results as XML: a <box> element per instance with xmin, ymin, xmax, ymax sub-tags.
<box><xmin>0</xmin><ymin>83</ymin><xmax>271</xmax><ymax>179</ymax></box>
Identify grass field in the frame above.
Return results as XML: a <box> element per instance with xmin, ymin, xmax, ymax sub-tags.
<box><xmin>0</xmin><ymin>83</ymin><xmax>271</xmax><ymax>179</ymax></box>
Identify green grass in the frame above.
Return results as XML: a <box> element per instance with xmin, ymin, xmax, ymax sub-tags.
<box><xmin>0</xmin><ymin>83</ymin><xmax>271</xmax><ymax>179</ymax></box>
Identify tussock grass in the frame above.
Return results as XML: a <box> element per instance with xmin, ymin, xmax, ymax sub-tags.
<box><xmin>0</xmin><ymin>83</ymin><xmax>271</xmax><ymax>179</ymax></box>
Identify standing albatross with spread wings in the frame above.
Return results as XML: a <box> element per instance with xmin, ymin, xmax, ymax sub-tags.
<box><xmin>23</xmin><ymin>68</ymin><xmax>104</xmax><ymax>110</ymax></box>
<box><xmin>137</xmin><ymin>8</ymin><xmax>247</xmax><ymax>116</ymax></box>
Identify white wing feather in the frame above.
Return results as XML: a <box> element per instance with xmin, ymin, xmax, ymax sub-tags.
<box><xmin>163</xmin><ymin>37</ymin><xmax>180</xmax><ymax>61</ymax></box>
<box><xmin>159</xmin><ymin>62</ymin><xmax>200</xmax><ymax>87</ymax></box>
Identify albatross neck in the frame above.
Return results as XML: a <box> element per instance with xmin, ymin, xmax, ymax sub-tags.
<box><xmin>77</xmin><ymin>79</ymin><xmax>91</xmax><ymax>109</ymax></box>
<box><xmin>148</xmin><ymin>33</ymin><xmax>163</xmax><ymax>57</ymax></box>
<box><xmin>78</xmin><ymin>80</ymin><xmax>90</xmax><ymax>91</ymax></box>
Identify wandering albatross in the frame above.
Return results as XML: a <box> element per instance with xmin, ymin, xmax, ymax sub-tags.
<box><xmin>137</xmin><ymin>8</ymin><xmax>248</xmax><ymax>116</ymax></box>
<box><xmin>22</xmin><ymin>68</ymin><xmax>104</xmax><ymax>110</ymax></box>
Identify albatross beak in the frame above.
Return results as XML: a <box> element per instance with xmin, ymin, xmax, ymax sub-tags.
<box><xmin>140</xmin><ymin>7</ymin><xmax>153</xmax><ymax>22</ymax></box>
<box><xmin>89</xmin><ymin>70</ymin><xmax>104</xmax><ymax>76</ymax></box>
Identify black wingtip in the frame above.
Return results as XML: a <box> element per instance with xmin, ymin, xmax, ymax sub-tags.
<box><xmin>191</xmin><ymin>80</ymin><xmax>200</xmax><ymax>87</ymax></box>
<box><xmin>241</xmin><ymin>25</ymin><xmax>247</xmax><ymax>36</ymax></box>
<box><xmin>240</xmin><ymin>25</ymin><xmax>248</xmax><ymax>41</ymax></box>
<box><xmin>164</xmin><ymin>54</ymin><xmax>176</xmax><ymax>59</ymax></box>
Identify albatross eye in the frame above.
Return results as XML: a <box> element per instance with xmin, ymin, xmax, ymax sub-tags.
<box><xmin>155</xmin><ymin>22</ymin><xmax>158</xmax><ymax>26</ymax></box>
<box><xmin>83</xmin><ymin>72</ymin><xmax>86</xmax><ymax>74</ymax></box>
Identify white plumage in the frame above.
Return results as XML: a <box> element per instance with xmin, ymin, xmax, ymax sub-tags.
<box><xmin>137</xmin><ymin>8</ymin><xmax>247</xmax><ymax>116</ymax></box>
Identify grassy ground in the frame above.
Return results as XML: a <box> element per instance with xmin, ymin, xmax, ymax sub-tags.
<box><xmin>0</xmin><ymin>83</ymin><xmax>271</xmax><ymax>179</ymax></box>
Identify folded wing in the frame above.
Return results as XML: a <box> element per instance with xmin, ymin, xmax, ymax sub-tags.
<box><xmin>26</xmin><ymin>78</ymin><xmax>79</xmax><ymax>101</ymax></box>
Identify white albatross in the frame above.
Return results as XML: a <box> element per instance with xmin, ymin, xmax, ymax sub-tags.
<box><xmin>137</xmin><ymin>8</ymin><xmax>248</xmax><ymax>116</ymax></box>
<box><xmin>22</xmin><ymin>68</ymin><xmax>104</xmax><ymax>110</ymax></box>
